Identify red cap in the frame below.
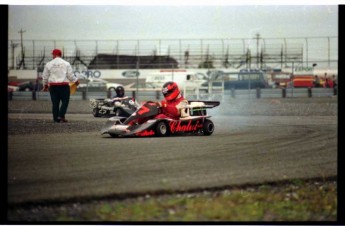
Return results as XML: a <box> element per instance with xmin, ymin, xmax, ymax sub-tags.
<box><xmin>52</xmin><ymin>49</ymin><xmax>62</xmax><ymax>57</ymax></box>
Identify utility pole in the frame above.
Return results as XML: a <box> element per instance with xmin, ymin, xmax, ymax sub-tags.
<box><xmin>10</xmin><ymin>41</ymin><xmax>19</xmax><ymax>69</ymax></box>
<box><xmin>18</xmin><ymin>29</ymin><xmax>26</xmax><ymax>69</ymax></box>
<box><xmin>255</xmin><ymin>33</ymin><xmax>260</xmax><ymax>68</ymax></box>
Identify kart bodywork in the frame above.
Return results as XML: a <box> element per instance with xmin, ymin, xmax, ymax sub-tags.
<box><xmin>101</xmin><ymin>100</ymin><xmax>220</xmax><ymax>137</ymax></box>
<box><xmin>90</xmin><ymin>97</ymin><xmax>139</xmax><ymax>118</ymax></box>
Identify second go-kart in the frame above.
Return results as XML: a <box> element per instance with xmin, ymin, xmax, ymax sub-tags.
<box><xmin>101</xmin><ymin>100</ymin><xmax>220</xmax><ymax>137</ymax></box>
<box><xmin>89</xmin><ymin>97</ymin><xmax>139</xmax><ymax>118</ymax></box>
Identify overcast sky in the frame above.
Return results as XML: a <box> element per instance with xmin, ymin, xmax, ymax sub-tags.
<box><xmin>8</xmin><ymin>4</ymin><xmax>338</xmax><ymax>41</ymax></box>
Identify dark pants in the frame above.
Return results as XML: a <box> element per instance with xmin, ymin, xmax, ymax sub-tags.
<box><xmin>49</xmin><ymin>85</ymin><xmax>70</xmax><ymax>122</ymax></box>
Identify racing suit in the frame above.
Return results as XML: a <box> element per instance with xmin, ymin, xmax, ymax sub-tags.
<box><xmin>156</xmin><ymin>94</ymin><xmax>188</xmax><ymax>120</ymax></box>
<box><xmin>106</xmin><ymin>95</ymin><xmax>127</xmax><ymax>107</ymax></box>
<box><xmin>128</xmin><ymin>94</ymin><xmax>188</xmax><ymax>126</ymax></box>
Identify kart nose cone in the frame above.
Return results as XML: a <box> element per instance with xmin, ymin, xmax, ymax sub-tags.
<box><xmin>101</xmin><ymin>120</ymin><xmax>125</xmax><ymax>134</ymax></box>
<box><xmin>108</xmin><ymin>125</ymin><xmax>129</xmax><ymax>134</ymax></box>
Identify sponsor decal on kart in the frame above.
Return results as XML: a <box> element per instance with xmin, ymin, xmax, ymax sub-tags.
<box><xmin>136</xmin><ymin>130</ymin><xmax>155</xmax><ymax>137</ymax></box>
<box><xmin>169</xmin><ymin>120</ymin><xmax>203</xmax><ymax>133</ymax></box>
<box><xmin>137</xmin><ymin>105</ymin><xmax>150</xmax><ymax>115</ymax></box>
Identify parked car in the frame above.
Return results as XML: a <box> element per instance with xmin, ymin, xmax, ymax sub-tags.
<box><xmin>17</xmin><ymin>81</ymin><xmax>35</xmax><ymax>91</ymax></box>
<box><xmin>8</xmin><ymin>85</ymin><xmax>19</xmax><ymax>92</ymax></box>
<box><xmin>123</xmin><ymin>82</ymin><xmax>161</xmax><ymax>92</ymax></box>
<box><xmin>286</xmin><ymin>75</ymin><xmax>315</xmax><ymax>88</ymax></box>
<box><xmin>201</xmin><ymin>69</ymin><xmax>268</xmax><ymax>90</ymax></box>
<box><xmin>224</xmin><ymin>69</ymin><xmax>268</xmax><ymax>89</ymax></box>
<box><xmin>8</xmin><ymin>81</ymin><xmax>41</xmax><ymax>91</ymax></box>
<box><xmin>270</xmin><ymin>72</ymin><xmax>293</xmax><ymax>88</ymax></box>
<box><xmin>78</xmin><ymin>78</ymin><xmax>123</xmax><ymax>92</ymax></box>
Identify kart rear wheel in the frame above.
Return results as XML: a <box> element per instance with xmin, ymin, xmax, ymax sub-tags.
<box><xmin>92</xmin><ymin>107</ymin><xmax>100</xmax><ymax>117</ymax></box>
<box><xmin>203</xmin><ymin>119</ymin><xmax>214</xmax><ymax>136</ymax></box>
<box><xmin>155</xmin><ymin>121</ymin><xmax>169</xmax><ymax>137</ymax></box>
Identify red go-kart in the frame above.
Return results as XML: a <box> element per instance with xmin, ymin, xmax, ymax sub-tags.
<box><xmin>101</xmin><ymin>100</ymin><xmax>220</xmax><ymax>137</ymax></box>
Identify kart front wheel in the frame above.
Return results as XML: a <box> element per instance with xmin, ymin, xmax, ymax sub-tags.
<box><xmin>155</xmin><ymin>121</ymin><xmax>169</xmax><ymax>137</ymax></box>
<box><xmin>115</xmin><ymin>108</ymin><xmax>122</xmax><ymax>116</ymax></box>
<box><xmin>203</xmin><ymin>119</ymin><xmax>214</xmax><ymax>136</ymax></box>
<box><xmin>109</xmin><ymin>133</ymin><xmax>119</xmax><ymax>138</ymax></box>
<box><xmin>92</xmin><ymin>107</ymin><xmax>100</xmax><ymax>117</ymax></box>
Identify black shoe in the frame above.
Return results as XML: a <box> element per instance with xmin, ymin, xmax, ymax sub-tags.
<box><xmin>54</xmin><ymin>119</ymin><xmax>60</xmax><ymax>123</ymax></box>
<box><xmin>57</xmin><ymin>117</ymin><xmax>68</xmax><ymax>123</ymax></box>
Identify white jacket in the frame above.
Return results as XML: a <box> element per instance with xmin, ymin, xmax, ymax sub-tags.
<box><xmin>42</xmin><ymin>57</ymin><xmax>77</xmax><ymax>86</ymax></box>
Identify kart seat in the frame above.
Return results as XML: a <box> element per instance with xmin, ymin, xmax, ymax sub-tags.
<box><xmin>181</xmin><ymin>101</ymin><xmax>207</xmax><ymax>118</ymax></box>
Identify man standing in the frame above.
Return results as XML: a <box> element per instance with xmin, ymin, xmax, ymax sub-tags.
<box><xmin>313</xmin><ymin>75</ymin><xmax>321</xmax><ymax>87</ymax></box>
<box><xmin>42</xmin><ymin>49</ymin><xmax>79</xmax><ymax>123</ymax></box>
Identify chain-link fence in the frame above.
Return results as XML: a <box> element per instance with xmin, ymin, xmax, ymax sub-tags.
<box><xmin>8</xmin><ymin>36</ymin><xmax>338</xmax><ymax>71</ymax></box>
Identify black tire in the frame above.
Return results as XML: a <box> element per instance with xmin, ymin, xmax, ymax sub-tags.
<box><xmin>92</xmin><ymin>107</ymin><xmax>100</xmax><ymax>117</ymax></box>
<box><xmin>109</xmin><ymin>133</ymin><xmax>119</xmax><ymax>138</ymax></box>
<box><xmin>155</xmin><ymin>121</ymin><xmax>169</xmax><ymax>137</ymax></box>
<box><xmin>114</xmin><ymin>108</ymin><xmax>122</xmax><ymax>116</ymax></box>
<box><xmin>203</xmin><ymin>119</ymin><xmax>214</xmax><ymax>136</ymax></box>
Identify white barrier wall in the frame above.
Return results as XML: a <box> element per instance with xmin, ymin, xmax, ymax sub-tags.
<box><xmin>9</xmin><ymin>69</ymin><xmax>211</xmax><ymax>80</ymax></box>
<box><xmin>9</xmin><ymin>68</ymin><xmax>337</xmax><ymax>82</ymax></box>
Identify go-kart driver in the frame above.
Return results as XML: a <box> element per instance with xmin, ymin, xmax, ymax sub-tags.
<box><xmin>105</xmin><ymin>85</ymin><xmax>128</xmax><ymax>107</ymax></box>
<box><xmin>156</xmin><ymin>81</ymin><xmax>188</xmax><ymax>120</ymax></box>
<box><xmin>114</xmin><ymin>85</ymin><xmax>125</xmax><ymax>98</ymax></box>
<box><xmin>128</xmin><ymin>81</ymin><xmax>188</xmax><ymax>126</ymax></box>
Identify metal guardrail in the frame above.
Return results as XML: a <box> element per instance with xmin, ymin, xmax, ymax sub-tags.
<box><xmin>8</xmin><ymin>87</ymin><xmax>337</xmax><ymax>101</ymax></box>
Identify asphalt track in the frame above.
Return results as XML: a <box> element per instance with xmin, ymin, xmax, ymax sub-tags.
<box><xmin>8</xmin><ymin>113</ymin><xmax>337</xmax><ymax>205</ymax></box>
